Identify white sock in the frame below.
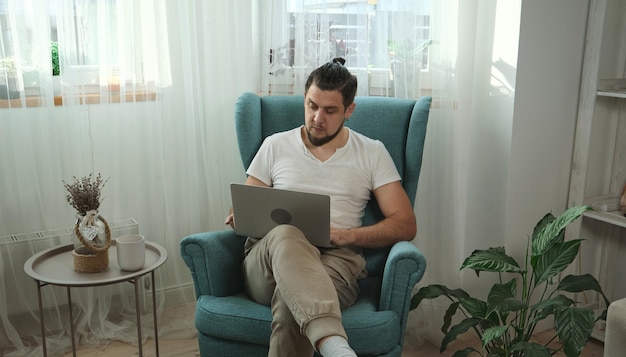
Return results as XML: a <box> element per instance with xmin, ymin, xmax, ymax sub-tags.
<box><xmin>319</xmin><ymin>336</ymin><xmax>357</xmax><ymax>357</ymax></box>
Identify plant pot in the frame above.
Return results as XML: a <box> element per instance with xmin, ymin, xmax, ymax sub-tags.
<box><xmin>52</xmin><ymin>76</ymin><xmax>62</xmax><ymax>97</ymax></box>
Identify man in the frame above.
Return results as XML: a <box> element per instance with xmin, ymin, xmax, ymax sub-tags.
<box><xmin>225</xmin><ymin>58</ymin><xmax>416</xmax><ymax>357</ymax></box>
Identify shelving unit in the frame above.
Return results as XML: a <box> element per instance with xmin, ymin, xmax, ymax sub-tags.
<box><xmin>583</xmin><ymin>208</ymin><xmax>626</xmax><ymax>228</ymax></box>
<box><xmin>567</xmin><ymin>0</ymin><xmax>626</xmax><ymax>342</ymax></box>
<box><xmin>597</xmin><ymin>79</ymin><xmax>626</xmax><ymax>98</ymax></box>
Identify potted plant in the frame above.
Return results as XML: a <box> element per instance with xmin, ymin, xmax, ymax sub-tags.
<box><xmin>388</xmin><ymin>39</ymin><xmax>436</xmax><ymax>98</ymax></box>
<box><xmin>51</xmin><ymin>41</ymin><xmax>60</xmax><ymax>76</ymax></box>
<box><xmin>0</xmin><ymin>56</ymin><xmax>20</xmax><ymax>99</ymax></box>
<box><xmin>63</xmin><ymin>173</ymin><xmax>112</xmax><ymax>273</ymax></box>
<box><xmin>51</xmin><ymin>41</ymin><xmax>63</xmax><ymax>96</ymax></box>
<box><xmin>411</xmin><ymin>205</ymin><xmax>608</xmax><ymax>357</ymax></box>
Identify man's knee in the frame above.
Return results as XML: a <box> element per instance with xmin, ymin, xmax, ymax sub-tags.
<box><xmin>267</xmin><ymin>224</ymin><xmax>307</xmax><ymax>241</ymax></box>
<box><xmin>265</xmin><ymin>224</ymin><xmax>314</xmax><ymax>254</ymax></box>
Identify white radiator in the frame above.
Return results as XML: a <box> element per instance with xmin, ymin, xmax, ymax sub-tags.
<box><xmin>0</xmin><ymin>218</ymin><xmax>138</xmax><ymax>248</ymax></box>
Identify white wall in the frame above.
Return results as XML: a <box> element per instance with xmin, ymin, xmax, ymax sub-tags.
<box><xmin>505</xmin><ymin>0</ymin><xmax>588</xmax><ymax>283</ymax></box>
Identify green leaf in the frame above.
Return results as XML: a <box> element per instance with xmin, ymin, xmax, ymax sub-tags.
<box><xmin>510</xmin><ymin>341</ymin><xmax>552</xmax><ymax>357</ymax></box>
<box><xmin>489</xmin><ymin>279</ymin><xmax>518</xmax><ymax>302</ymax></box>
<box><xmin>532</xmin><ymin>212</ymin><xmax>555</xmax><ymax>238</ymax></box>
<box><xmin>443</xmin><ymin>302</ymin><xmax>461</xmax><ymax>333</ymax></box>
<box><xmin>411</xmin><ymin>284</ymin><xmax>470</xmax><ymax>309</ymax></box>
<box><xmin>531</xmin><ymin>295</ymin><xmax>574</xmax><ymax>311</ymax></box>
<box><xmin>481</xmin><ymin>325</ymin><xmax>509</xmax><ymax>348</ymax></box>
<box><xmin>557</xmin><ymin>274</ymin><xmax>610</xmax><ymax>307</ymax></box>
<box><xmin>460</xmin><ymin>297</ymin><xmax>488</xmax><ymax>319</ymax></box>
<box><xmin>555</xmin><ymin>306</ymin><xmax>594</xmax><ymax>357</ymax></box>
<box><xmin>486</xmin><ymin>279</ymin><xmax>525</xmax><ymax>316</ymax></box>
<box><xmin>532</xmin><ymin>206</ymin><xmax>590</xmax><ymax>257</ymax></box>
<box><xmin>460</xmin><ymin>247</ymin><xmax>523</xmax><ymax>275</ymax></box>
<box><xmin>480</xmin><ymin>311</ymin><xmax>501</xmax><ymax>332</ymax></box>
<box><xmin>496</xmin><ymin>298</ymin><xmax>526</xmax><ymax>316</ymax></box>
<box><xmin>530</xmin><ymin>295</ymin><xmax>575</xmax><ymax>324</ymax></box>
<box><xmin>532</xmin><ymin>240</ymin><xmax>582</xmax><ymax>286</ymax></box>
<box><xmin>557</xmin><ymin>274</ymin><xmax>602</xmax><ymax>293</ymax></box>
<box><xmin>441</xmin><ymin>318</ymin><xmax>482</xmax><ymax>353</ymax></box>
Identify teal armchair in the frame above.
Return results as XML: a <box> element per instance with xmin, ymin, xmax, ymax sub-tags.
<box><xmin>180</xmin><ymin>93</ymin><xmax>431</xmax><ymax>357</ymax></box>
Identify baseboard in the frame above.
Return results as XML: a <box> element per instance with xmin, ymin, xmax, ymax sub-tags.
<box><xmin>161</xmin><ymin>282</ymin><xmax>197</xmax><ymax>307</ymax></box>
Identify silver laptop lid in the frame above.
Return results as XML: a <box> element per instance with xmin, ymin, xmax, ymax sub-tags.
<box><xmin>230</xmin><ymin>183</ymin><xmax>332</xmax><ymax>247</ymax></box>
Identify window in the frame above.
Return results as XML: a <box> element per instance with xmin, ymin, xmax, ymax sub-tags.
<box><xmin>0</xmin><ymin>0</ymin><xmax>170</xmax><ymax>106</ymax></box>
<box><xmin>263</xmin><ymin>0</ymin><xmax>433</xmax><ymax>98</ymax></box>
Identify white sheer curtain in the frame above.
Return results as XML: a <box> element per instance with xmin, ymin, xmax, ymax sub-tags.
<box><xmin>1</xmin><ymin>1</ymin><xmax>257</xmax><ymax>356</ymax></box>
<box><xmin>259</xmin><ymin>0</ymin><xmax>521</xmax><ymax>348</ymax></box>
<box><xmin>1</xmin><ymin>0</ymin><xmax>522</xmax><ymax>355</ymax></box>
<box><xmin>409</xmin><ymin>1</ymin><xmax>521</xmax><ymax>348</ymax></box>
<box><xmin>54</xmin><ymin>0</ymin><xmax>172</xmax><ymax>104</ymax></box>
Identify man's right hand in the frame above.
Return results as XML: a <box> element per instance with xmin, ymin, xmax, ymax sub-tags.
<box><xmin>225</xmin><ymin>213</ymin><xmax>235</xmax><ymax>229</ymax></box>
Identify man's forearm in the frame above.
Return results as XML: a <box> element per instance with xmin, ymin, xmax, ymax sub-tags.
<box><xmin>331</xmin><ymin>214</ymin><xmax>416</xmax><ymax>248</ymax></box>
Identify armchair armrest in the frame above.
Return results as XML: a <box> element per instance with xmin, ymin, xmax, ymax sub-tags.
<box><xmin>379</xmin><ymin>241</ymin><xmax>426</xmax><ymax>322</ymax></box>
<box><xmin>180</xmin><ymin>230</ymin><xmax>247</xmax><ymax>297</ymax></box>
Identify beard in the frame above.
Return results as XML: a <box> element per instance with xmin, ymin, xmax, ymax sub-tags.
<box><xmin>306</xmin><ymin>123</ymin><xmax>344</xmax><ymax>146</ymax></box>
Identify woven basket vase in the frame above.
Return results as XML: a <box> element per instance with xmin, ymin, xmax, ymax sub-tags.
<box><xmin>72</xmin><ymin>215</ymin><xmax>111</xmax><ymax>273</ymax></box>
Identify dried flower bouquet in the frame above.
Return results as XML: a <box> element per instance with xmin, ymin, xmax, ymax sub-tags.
<box><xmin>63</xmin><ymin>173</ymin><xmax>108</xmax><ymax>216</ymax></box>
<box><xmin>64</xmin><ymin>173</ymin><xmax>109</xmax><ymax>231</ymax></box>
<box><xmin>63</xmin><ymin>173</ymin><xmax>112</xmax><ymax>272</ymax></box>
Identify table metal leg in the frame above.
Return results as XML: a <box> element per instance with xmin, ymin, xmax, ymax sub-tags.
<box><xmin>36</xmin><ymin>281</ymin><xmax>47</xmax><ymax>357</ymax></box>
<box><xmin>151</xmin><ymin>270</ymin><xmax>159</xmax><ymax>356</ymax></box>
<box><xmin>67</xmin><ymin>286</ymin><xmax>76</xmax><ymax>357</ymax></box>
<box><xmin>134</xmin><ymin>278</ymin><xmax>143</xmax><ymax>356</ymax></box>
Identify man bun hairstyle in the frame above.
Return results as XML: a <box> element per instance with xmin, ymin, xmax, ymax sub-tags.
<box><xmin>305</xmin><ymin>57</ymin><xmax>357</xmax><ymax>109</ymax></box>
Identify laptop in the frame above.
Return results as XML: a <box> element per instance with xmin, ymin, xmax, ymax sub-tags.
<box><xmin>230</xmin><ymin>183</ymin><xmax>332</xmax><ymax>247</ymax></box>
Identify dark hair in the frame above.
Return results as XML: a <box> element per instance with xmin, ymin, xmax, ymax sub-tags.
<box><xmin>304</xmin><ymin>57</ymin><xmax>357</xmax><ymax>109</ymax></box>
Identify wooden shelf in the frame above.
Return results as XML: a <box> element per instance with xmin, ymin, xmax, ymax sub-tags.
<box><xmin>583</xmin><ymin>209</ymin><xmax>626</xmax><ymax>228</ymax></box>
<box><xmin>597</xmin><ymin>90</ymin><xmax>626</xmax><ymax>98</ymax></box>
<box><xmin>597</xmin><ymin>78</ymin><xmax>626</xmax><ymax>98</ymax></box>
<box><xmin>591</xmin><ymin>324</ymin><xmax>606</xmax><ymax>342</ymax></box>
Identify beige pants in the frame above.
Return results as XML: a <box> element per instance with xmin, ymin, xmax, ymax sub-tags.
<box><xmin>243</xmin><ymin>225</ymin><xmax>366</xmax><ymax>357</ymax></box>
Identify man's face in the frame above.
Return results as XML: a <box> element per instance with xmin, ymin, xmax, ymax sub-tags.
<box><xmin>304</xmin><ymin>85</ymin><xmax>355</xmax><ymax>147</ymax></box>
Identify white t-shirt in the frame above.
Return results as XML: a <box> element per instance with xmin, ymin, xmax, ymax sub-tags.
<box><xmin>246</xmin><ymin>126</ymin><xmax>401</xmax><ymax>229</ymax></box>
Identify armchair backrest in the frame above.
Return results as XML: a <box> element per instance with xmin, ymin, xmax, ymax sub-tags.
<box><xmin>235</xmin><ymin>92</ymin><xmax>431</xmax><ymax>275</ymax></box>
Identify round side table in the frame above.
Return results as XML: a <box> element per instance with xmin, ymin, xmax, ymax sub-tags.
<box><xmin>24</xmin><ymin>241</ymin><xmax>167</xmax><ymax>357</ymax></box>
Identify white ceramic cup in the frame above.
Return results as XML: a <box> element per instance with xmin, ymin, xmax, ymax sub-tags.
<box><xmin>116</xmin><ymin>234</ymin><xmax>146</xmax><ymax>272</ymax></box>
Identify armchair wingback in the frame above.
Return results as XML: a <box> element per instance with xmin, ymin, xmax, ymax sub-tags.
<box><xmin>180</xmin><ymin>93</ymin><xmax>431</xmax><ymax>357</ymax></box>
